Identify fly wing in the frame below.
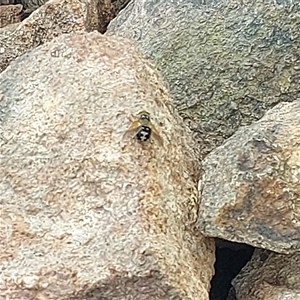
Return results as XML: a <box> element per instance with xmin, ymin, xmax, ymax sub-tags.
<box><xmin>122</xmin><ymin>121</ymin><xmax>139</xmax><ymax>141</ymax></box>
<box><xmin>151</xmin><ymin>126</ymin><xmax>164</xmax><ymax>146</ymax></box>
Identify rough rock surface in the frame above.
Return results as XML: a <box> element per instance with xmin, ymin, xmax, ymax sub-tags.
<box><xmin>111</xmin><ymin>0</ymin><xmax>130</xmax><ymax>16</ymax></box>
<box><xmin>0</xmin><ymin>0</ymin><xmax>16</xmax><ymax>4</ymax></box>
<box><xmin>0</xmin><ymin>31</ymin><xmax>214</xmax><ymax>300</ymax></box>
<box><xmin>0</xmin><ymin>4</ymin><xmax>22</xmax><ymax>28</ymax></box>
<box><xmin>198</xmin><ymin>100</ymin><xmax>300</xmax><ymax>254</ymax></box>
<box><xmin>16</xmin><ymin>0</ymin><xmax>48</xmax><ymax>10</ymax></box>
<box><xmin>231</xmin><ymin>249</ymin><xmax>300</xmax><ymax>300</ymax></box>
<box><xmin>0</xmin><ymin>0</ymin><xmax>114</xmax><ymax>72</ymax></box>
<box><xmin>107</xmin><ymin>0</ymin><xmax>300</xmax><ymax>157</ymax></box>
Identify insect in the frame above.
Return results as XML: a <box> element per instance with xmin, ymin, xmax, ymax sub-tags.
<box><xmin>123</xmin><ymin>111</ymin><xmax>163</xmax><ymax>146</ymax></box>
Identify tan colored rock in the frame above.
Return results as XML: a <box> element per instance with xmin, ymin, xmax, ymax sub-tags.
<box><xmin>0</xmin><ymin>0</ymin><xmax>114</xmax><ymax>72</ymax></box>
<box><xmin>231</xmin><ymin>249</ymin><xmax>300</xmax><ymax>300</ymax></box>
<box><xmin>198</xmin><ymin>100</ymin><xmax>300</xmax><ymax>254</ymax></box>
<box><xmin>0</xmin><ymin>4</ymin><xmax>22</xmax><ymax>28</ymax></box>
<box><xmin>0</xmin><ymin>31</ymin><xmax>214</xmax><ymax>300</ymax></box>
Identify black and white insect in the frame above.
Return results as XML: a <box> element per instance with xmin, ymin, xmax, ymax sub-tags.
<box><xmin>123</xmin><ymin>111</ymin><xmax>163</xmax><ymax>146</ymax></box>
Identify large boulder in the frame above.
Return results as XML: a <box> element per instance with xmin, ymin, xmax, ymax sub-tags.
<box><xmin>107</xmin><ymin>0</ymin><xmax>300</xmax><ymax>157</ymax></box>
<box><xmin>0</xmin><ymin>31</ymin><xmax>214</xmax><ymax>300</ymax></box>
<box><xmin>198</xmin><ymin>100</ymin><xmax>300</xmax><ymax>254</ymax></box>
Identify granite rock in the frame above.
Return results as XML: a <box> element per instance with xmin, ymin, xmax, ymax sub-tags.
<box><xmin>0</xmin><ymin>0</ymin><xmax>114</xmax><ymax>72</ymax></box>
<box><xmin>107</xmin><ymin>0</ymin><xmax>300</xmax><ymax>157</ymax></box>
<box><xmin>0</xmin><ymin>4</ymin><xmax>22</xmax><ymax>28</ymax></box>
<box><xmin>231</xmin><ymin>249</ymin><xmax>300</xmax><ymax>300</ymax></box>
<box><xmin>0</xmin><ymin>31</ymin><xmax>214</xmax><ymax>300</ymax></box>
<box><xmin>198</xmin><ymin>100</ymin><xmax>300</xmax><ymax>254</ymax></box>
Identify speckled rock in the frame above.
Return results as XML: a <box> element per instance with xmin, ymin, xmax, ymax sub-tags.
<box><xmin>231</xmin><ymin>249</ymin><xmax>300</xmax><ymax>300</ymax></box>
<box><xmin>197</xmin><ymin>100</ymin><xmax>300</xmax><ymax>254</ymax></box>
<box><xmin>0</xmin><ymin>31</ymin><xmax>215</xmax><ymax>300</ymax></box>
<box><xmin>106</xmin><ymin>0</ymin><xmax>300</xmax><ymax>157</ymax></box>
<box><xmin>0</xmin><ymin>4</ymin><xmax>22</xmax><ymax>28</ymax></box>
<box><xmin>0</xmin><ymin>0</ymin><xmax>114</xmax><ymax>72</ymax></box>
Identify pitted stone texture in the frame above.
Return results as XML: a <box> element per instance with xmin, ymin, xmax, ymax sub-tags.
<box><xmin>0</xmin><ymin>0</ymin><xmax>114</xmax><ymax>72</ymax></box>
<box><xmin>198</xmin><ymin>100</ymin><xmax>300</xmax><ymax>254</ymax></box>
<box><xmin>107</xmin><ymin>0</ymin><xmax>300</xmax><ymax>157</ymax></box>
<box><xmin>231</xmin><ymin>249</ymin><xmax>300</xmax><ymax>300</ymax></box>
<box><xmin>0</xmin><ymin>4</ymin><xmax>22</xmax><ymax>28</ymax></box>
<box><xmin>0</xmin><ymin>31</ymin><xmax>214</xmax><ymax>300</ymax></box>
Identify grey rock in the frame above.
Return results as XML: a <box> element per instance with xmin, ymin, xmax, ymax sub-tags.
<box><xmin>106</xmin><ymin>0</ymin><xmax>300</xmax><ymax>157</ymax></box>
<box><xmin>198</xmin><ymin>100</ymin><xmax>300</xmax><ymax>254</ymax></box>
<box><xmin>0</xmin><ymin>31</ymin><xmax>214</xmax><ymax>300</ymax></box>
<box><xmin>112</xmin><ymin>0</ymin><xmax>131</xmax><ymax>16</ymax></box>
<box><xmin>0</xmin><ymin>0</ymin><xmax>16</xmax><ymax>4</ymax></box>
<box><xmin>232</xmin><ymin>249</ymin><xmax>300</xmax><ymax>300</ymax></box>
<box><xmin>16</xmin><ymin>0</ymin><xmax>48</xmax><ymax>10</ymax></box>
